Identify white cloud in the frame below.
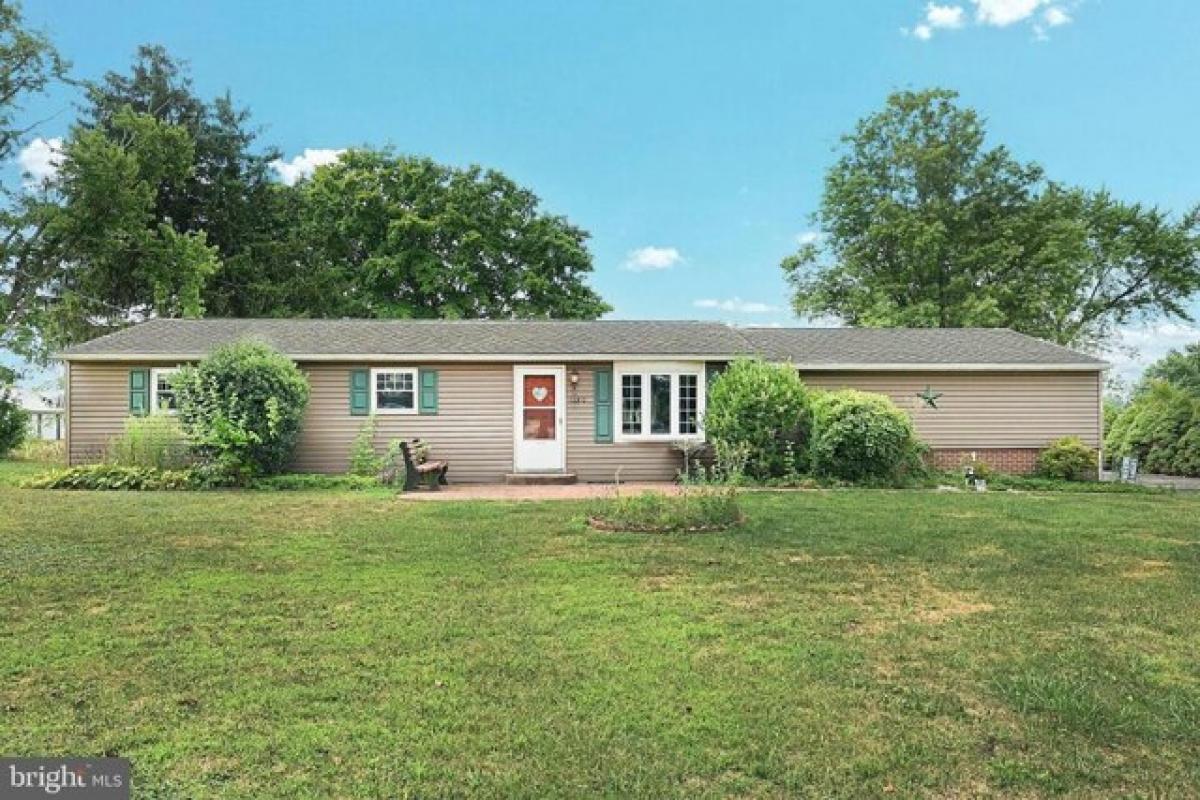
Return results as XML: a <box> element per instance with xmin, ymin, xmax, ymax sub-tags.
<box><xmin>16</xmin><ymin>137</ymin><xmax>63</xmax><ymax>185</ymax></box>
<box><xmin>796</xmin><ymin>231</ymin><xmax>823</xmax><ymax>246</ymax></box>
<box><xmin>927</xmin><ymin>3</ymin><xmax>967</xmax><ymax>28</ymax></box>
<box><xmin>270</xmin><ymin>148</ymin><xmax>345</xmax><ymax>185</ymax></box>
<box><xmin>623</xmin><ymin>246</ymin><xmax>683</xmax><ymax>272</ymax></box>
<box><xmin>905</xmin><ymin>0</ymin><xmax>1077</xmax><ymax>41</ymax></box>
<box><xmin>1106</xmin><ymin>322</ymin><xmax>1200</xmax><ymax>385</ymax></box>
<box><xmin>972</xmin><ymin>0</ymin><xmax>1044</xmax><ymax>26</ymax></box>
<box><xmin>905</xmin><ymin>3</ymin><xmax>965</xmax><ymax>40</ymax></box>
<box><xmin>694</xmin><ymin>297</ymin><xmax>780</xmax><ymax>314</ymax></box>
<box><xmin>1043</xmin><ymin>5</ymin><xmax>1071</xmax><ymax>26</ymax></box>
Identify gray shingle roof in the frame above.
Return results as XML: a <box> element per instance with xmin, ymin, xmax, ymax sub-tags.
<box><xmin>58</xmin><ymin>319</ymin><xmax>751</xmax><ymax>358</ymax></box>
<box><xmin>58</xmin><ymin>318</ymin><xmax>1107</xmax><ymax>369</ymax></box>
<box><xmin>739</xmin><ymin>327</ymin><xmax>1107</xmax><ymax>367</ymax></box>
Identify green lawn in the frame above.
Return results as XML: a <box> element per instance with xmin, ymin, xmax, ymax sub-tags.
<box><xmin>2</xmin><ymin>465</ymin><xmax>1198</xmax><ymax>797</ymax></box>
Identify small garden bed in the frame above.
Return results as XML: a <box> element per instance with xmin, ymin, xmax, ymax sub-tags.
<box><xmin>586</xmin><ymin>485</ymin><xmax>743</xmax><ymax>533</ymax></box>
<box><xmin>24</xmin><ymin>465</ymin><xmax>390</xmax><ymax>493</ymax></box>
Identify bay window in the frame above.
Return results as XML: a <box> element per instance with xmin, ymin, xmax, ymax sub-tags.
<box><xmin>614</xmin><ymin>363</ymin><xmax>705</xmax><ymax>441</ymax></box>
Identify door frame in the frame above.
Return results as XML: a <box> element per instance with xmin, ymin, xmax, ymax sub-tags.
<box><xmin>512</xmin><ymin>365</ymin><xmax>567</xmax><ymax>473</ymax></box>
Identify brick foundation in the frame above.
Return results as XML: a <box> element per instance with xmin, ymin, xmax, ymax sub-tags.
<box><xmin>928</xmin><ymin>448</ymin><xmax>1041</xmax><ymax>475</ymax></box>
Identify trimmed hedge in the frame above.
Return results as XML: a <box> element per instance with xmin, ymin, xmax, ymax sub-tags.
<box><xmin>809</xmin><ymin>389</ymin><xmax>924</xmax><ymax>482</ymax></box>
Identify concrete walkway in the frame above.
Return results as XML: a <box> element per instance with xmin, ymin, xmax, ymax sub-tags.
<box><xmin>397</xmin><ymin>482</ymin><xmax>682</xmax><ymax>501</ymax></box>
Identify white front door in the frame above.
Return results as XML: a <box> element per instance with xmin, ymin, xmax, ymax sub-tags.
<box><xmin>513</xmin><ymin>366</ymin><xmax>566</xmax><ymax>472</ymax></box>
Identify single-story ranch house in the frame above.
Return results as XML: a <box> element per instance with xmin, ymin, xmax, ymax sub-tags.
<box><xmin>58</xmin><ymin>319</ymin><xmax>1107</xmax><ymax>482</ymax></box>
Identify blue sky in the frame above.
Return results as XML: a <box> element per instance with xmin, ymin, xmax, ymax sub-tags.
<box><xmin>9</xmin><ymin>0</ymin><xmax>1200</xmax><ymax>385</ymax></box>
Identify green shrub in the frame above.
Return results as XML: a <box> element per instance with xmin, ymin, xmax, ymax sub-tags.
<box><xmin>26</xmin><ymin>464</ymin><xmax>193</xmax><ymax>491</ymax></box>
<box><xmin>0</xmin><ymin>389</ymin><xmax>28</xmax><ymax>457</ymax></box>
<box><xmin>704</xmin><ymin>359</ymin><xmax>813</xmax><ymax>480</ymax></box>
<box><xmin>174</xmin><ymin>341</ymin><xmax>310</xmax><ymax>481</ymax></box>
<box><xmin>1037</xmin><ymin>436</ymin><xmax>1098</xmax><ymax>481</ymax></box>
<box><xmin>107</xmin><ymin>414</ymin><xmax>192</xmax><ymax>470</ymax></box>
<box><xmin>588</xmin><ymin>485</ymin><xmax>742</xmax><ymax>533</ymax></box>
<box><xmin>252</xmin><ymin>473</ymin><xmax>382</xmax><ymax>492</ymax></box>
<box><xmin>348</xmin><ymin>416</ymin><xmax>382</xmax><ymax>476</ymax></box>
<box><xmin>1105</xmin><ymin>380</ymin><xmax>1200</xmax><ymax>477</ymax></box>
<box><xmin>809</xmin><ymin>389</ymin><xmax>925</xmax><ymax>483</ymax></box>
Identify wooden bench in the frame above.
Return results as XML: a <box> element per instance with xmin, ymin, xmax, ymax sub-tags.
<box><xmin>399</xmin><ymin>440</ymin><xmax>449</xmax><ymax>491</ymax></box>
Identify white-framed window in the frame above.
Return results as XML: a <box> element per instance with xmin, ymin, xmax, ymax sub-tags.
<box><xmin>150</xmin><ymin>368</ymin><xmax>180</xmax><ymax>414</ymax></box>
<box><xmin>614</xmin><ymin>362</ymin><xmax>706</xmax><ymax>441</ymax></box>
<box><xmin>371</xmin><ymin>367</ymin><xmax>418</xmax><ymax>415</ymax></box>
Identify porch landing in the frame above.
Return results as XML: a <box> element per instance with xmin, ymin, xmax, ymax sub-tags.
<box><xmin>505</xmin><ymin>472</ymin><xmax>578</xmax><ymax>486</ymax></box>
<box><xmin>398</xmin><ymin>482</ymin><xmax>681</xmax><ymax>501</ymax></box>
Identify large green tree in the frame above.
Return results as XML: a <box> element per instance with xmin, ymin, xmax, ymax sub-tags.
<box><xmin>1140</xmin><ymin>342</ymin><xmax>1200</xmax><ymax>397</ymax></box>
<box><xmin>80</xmin><ymin>45</ymin><xmax>288</xmax><ymax>317</ymax></box>
<box><xmin>27</xmin><ymin>108</ymin><xmax>220</xmax><ymax>350</ymax></box>
<box><xmin>5</xmin><ymin>40</ymin><xmax>610</xmax><ymax>359</ymax></box>
<box><xmin>295</xmin><ymin>149</ymin><xmax>610</xmax><ymax>319</ymax></box>
<box><xmin>783</xmin><ymin>89</ymin><xmax>1200</xmax><ymax>349</ymax></box>
<box><xmin>0</xmin><ymin>1</ymin><xmax>68</xmax><ymax>366</ymax></box>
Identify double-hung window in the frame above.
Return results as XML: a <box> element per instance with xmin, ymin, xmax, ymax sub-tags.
<box><xmin>614</xmin><ymin>363</ymin><xmax>705</xmax><ymax>441</ymax></box>
<box><xmin>150</xmin><ymin>368</ymin><xmax>179</xmax><ymax>414</ymax></box>
<box><xmin>372</xmin><ymin>368</ymin><xmax>418</xmax><ymax>414</ymax></box>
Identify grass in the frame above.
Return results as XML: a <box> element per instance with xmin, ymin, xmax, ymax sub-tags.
<box><xmin>2</xmin><ymin>460</ymin><xmax>1198</xmax><ymax>797</ymax></box>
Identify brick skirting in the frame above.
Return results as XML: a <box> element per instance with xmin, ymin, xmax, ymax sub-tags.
<box><xmin>928</xmin><ymin>448</ymin><xmax>1041</xmax><ymax>475</ymax></box>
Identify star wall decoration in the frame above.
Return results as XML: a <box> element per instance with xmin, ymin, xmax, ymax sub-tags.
<box><xmin>917</xmin><ymin>385</ymin><xmax>943</xmax><ymax>409</ymax></box>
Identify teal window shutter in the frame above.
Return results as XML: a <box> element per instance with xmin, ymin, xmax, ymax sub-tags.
<box><xmin>418</xmin><ymin>369</ymin><xmax>439</xmax><ymax>415</ymax></box>
<box><xmin>129</xmin><ymin>369</ymin><xmax>149</xmax><ymax>416</ymax></box>
<box><xmin>593</xmin><ymin>368</ymin><xmax>613</xmax><ymax>443</ymax></box>
<box><xmin>349</xmin><ymin>369</ymin><xmax>370</xmax><ymax>416</ymax></box>
<box><xmin>705</xmin><ymin>362</ymin><xmax>725</xmax><ymax>391</ymax></box>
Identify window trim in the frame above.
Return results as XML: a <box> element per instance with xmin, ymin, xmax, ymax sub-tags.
<box><xmin>370</xmin><ymin>367</ymin><xmax>419</xmax><ymax>416</ymax></box>
<box><xmin>613</xmin><ymin>361</ymin><xmax>706</xmax><ymax>442</ymax></box>
<box><xmin>620</xmin><ymin>373</ymin><xmax>643</xmax><ymax>436</ymax></box>
<box><xmin>149</xmin><ymin>367</ymin><xmax>180</xmax><ymax>415</ymax></box>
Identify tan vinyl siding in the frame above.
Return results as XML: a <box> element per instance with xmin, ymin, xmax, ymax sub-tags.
<box><xmin>67</xmin><ymin>361</ymin><xmax>515</xmax><ymax>480</ymax></box>
<box><xmin>294</xmin><ymin>363</ymin><xmax>513</xmax><ymax>481</ymax></box>
<box><xmin>799</xmin><ymin>371</ymin><xmax>1102</xmax><ymax>448</ymax></box>
<box><xmin>565</xmin><ymin>363</ymin><xmax>681</xmax><ymax>482</ymax></box>
<box><xmin>66</xmin><ymin>359</ymin><xmax>1101</xmax><ymax>479</ymax></box>
<box><xmin>67</xmin><ymin>361</ymin><xmax>181</xmax><ymax>464</ymax></box>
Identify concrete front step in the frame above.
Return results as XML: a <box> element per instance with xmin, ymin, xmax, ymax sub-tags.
<box><xmin>505</xmin><ymin>472</ymin><xmax>578</xmax><ymax>485</ymax></box>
